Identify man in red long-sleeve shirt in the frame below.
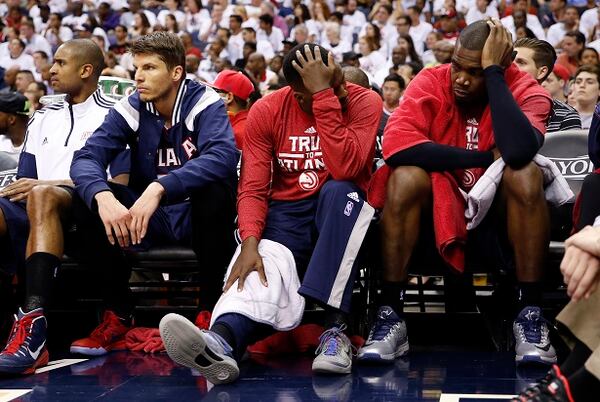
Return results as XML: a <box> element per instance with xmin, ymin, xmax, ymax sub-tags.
<box><xmin>160</xmin><ymin>43</ymin><xmax>382</xmax><ymax>383</ymax></box>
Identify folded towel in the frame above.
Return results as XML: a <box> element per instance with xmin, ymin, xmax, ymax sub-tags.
<box><xmin>465</xmin><ymin>154</ymin><xmax>575</xmax><ymax>230</ymax></box>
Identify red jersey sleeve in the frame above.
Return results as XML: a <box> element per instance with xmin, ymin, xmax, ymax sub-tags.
<box><xmin>311</xmin><ymin>86</ymin><xmax>382</xmax><ymax>180</ymax></box>
<box><xmin>519</xmin><ymin>94</ymin><xmax>552</xmax><ymax>136</ymax></box>
<box><xmin>237</xmin><ymin>100</ymin><xmax>274</xmax><ymax>241</ymax></box>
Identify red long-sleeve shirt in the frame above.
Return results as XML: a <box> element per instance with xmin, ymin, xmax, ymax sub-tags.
<box><xmin>238</xmin><ymin>83</ymin><xmax>382</xmax><ymax>241</ymax></box>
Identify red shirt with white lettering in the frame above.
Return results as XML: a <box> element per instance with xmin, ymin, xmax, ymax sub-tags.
<box><xmin>238</xmin><ymin>83</ymin><xmax>382</xmax><ymax>241</ymax></box>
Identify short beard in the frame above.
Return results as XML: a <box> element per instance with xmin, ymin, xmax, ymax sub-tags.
<box><xmin>139</xmin><ymin>85</ymin><xmax>171</xmax><ymax>103</ymax></box>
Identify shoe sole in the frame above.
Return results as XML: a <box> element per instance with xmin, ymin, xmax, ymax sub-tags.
<box><xmin>312</xmin><ymin>358</ymin><xmax>352</xmax><ymax>374</ymax></box>
<box><xmin>159</xmin><ymin>313</ymin><xmax>239</xmax><ymax>385</ymax></box>
<box><xmin>0</xmin><ymin>349</ymin><xmax>49</xmax><ymax>375</ymax></box>
<box><xmin>70</xmin><ymin>340</ymin><xmax>127</xmax><ymax>356</ymax></box>
<box><xmin>515</xmin><ymin>354</ymin><xmax>557</xmax><ymax>365</ymax></box>
<box><xmin>357</xmin><ymin>340</ymin><xmax>409</xmax><ymax>363</ymax></box>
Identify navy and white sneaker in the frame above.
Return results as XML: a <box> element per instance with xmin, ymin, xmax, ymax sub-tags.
<box><xmin>312</xmin><ymin>324</ymin><xmax>354</xmax><ymax>374</ymax></box>
<box><xmin>514</xmin><ymin>306</ymin><xmax>557</xmax><ymax>366</ymax></box>
<box><xmin>159</xmin><ymin>313</ymin><xmax>239</xmax><ymax>384</ymax></box>
<box><xmin>0</xmin><ymin>308</ymin><xmax>49</xmax><ymax>375</ymax></box>
<box><xmin>357</xmin><ymin>306</ymin><xmax>409</xmax><ymax>363</ymax></box>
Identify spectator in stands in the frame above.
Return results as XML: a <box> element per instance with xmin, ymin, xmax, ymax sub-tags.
<box><xmin>362</xmin><ymin>20</ymin><xmax>556</xmax><ymax>367</ymax></box>
<box><xmin>0</xmin><ymin>39</ymin><xmax>35</xmax><ymax>72</ymax></box>
<box><xmin>199</xmin><ymin>37</ymin><xmax>226</xmax><ymax>81</ymax></box>
<box><xmin>268</xmin><ymin>53</ymin><xmax>284</xmax><ymax>79</ymax></box>
<box><xmin>515</xmin><ymin>26</ymin><xmax>538</xmax><ymax>40</ymax></box>
<box><xmin>557</xmin><ymin>31</ymin><xmax>586</xmax><ymax>77</ymax></box>
<box><xmin>407</xmin><ymin>6</ymin><xmax>433</xmax><ymax>55</ymax></box>
<box><xmin>121</xmin><ymin>0</ymin><xmax>157</xmax><ymax>29</ymax></box>
<box><xmin>102</xmin><ymin>51</ymin><xmax>130</xmax><ymax>78</ymax></box>
<box><xmin>228</xmin><ymin>14</ymin><xmax>244</xmax><ymax>63</ymax></box>
<box><xmin>398</xmin><ymin>33</ymin><xmax>423</xmax><ymax>66</ymax></box>
<box><xmin>61</xmin><ymin>1</ymin><xmax>87</xmax><ymax>30</ymax></box>
<box><xmin>157</xmin><ymin>0</ymin><xmax>185</xmax><ymax>27</ymax></box>
<box><xmin>500</xmin><ymin>0</ymin><xmax>545</xmax><ymax>40</ymax></box>
<box><xmin>397</xmin><ymin>60</ymin><xmax>422</xmax><ymax>86</ymax></box>
<box><xmin>581</xmin><ymin>47</ymin><xmax>600</xmax><ymax>66</ymax></box>
<box><xmin>109</xmin><ymin>25</ymin><xmax>130</xmax><ymax>58</ymax></box>
<box><xmin>0</xmin><ymin>92</ymin><xmax>29</xmax><ymax>167</ymax></box>
<box><xmin>245</xmin><ymin>52</ymin><xmax>276</xmax><ymax>92</ymax></box>
<box><xmin>465</xmin><ymin>0</ymin><xmax>499</xmax><ymax>25</ymax></box>
<box><xmin>241</xmin><ymin>27</ymin><xmax>274</xmax><ymax>61</ymax></box>
<box><xmin>438</xmin><ymin>10</ymin><xmax>461</xmax><ymax>43</ymax></box>
<box><xmin>183</xmin><ymin>0</ymin><xmax>207</xmax><ymax>33</ymax></box>
<box><xmin>97</xmin><ymin>2</ymin><xmax>120</xmax><ymax>32</ymax></box>
<box><xmin>130</xmin><ymin>12</ymin><xmax>152</xmax><ymax>39</ymax></box>
<box><xmin>292</xmin><ymin>23</ymin><xmax>310</xmax><ymax>45</ymax></box>
<box><xmin>358</xmin><ymin>35</ymin><xmax>386</xmax><ymax>76</ymax></box>
<box><xmin>377</xmin><ymin>73</ymin><xmax>405</xmax><ymax>156</ymax></box>
<box><xmin>258</xmin><ymin>14</ymin><xmax>284</xmax><ymax>53</ymax></box>
<box><xmin>0</xmin><ymin>39</ymin><xmax>129</xmax><ymax>375</ymax></box>
<box><xmin>185</xmin><ymin>54</ymin><xmax>201</xmax><ymax>81</ymax></box>
<box><xmin>209</xmin><ymin>69</ymin><xmax>254</xmax><ymax>149</ymax></box>
<box><xmin>573</xmin><ymin>65</ymin><xmax>600</xmax><ymax>129</ymax></box>
<box><xmin>542</xmin><ymin>63</ymin><xmax>570</xmax><ymax>103</ymax></box>
<box><xmin>540</xmin><ymin>0</ymin><xmax>567</xmax><ymax>29</ymax></box>
<box><xmin>321</xmin><ymin>21</ymin><xmax>352</xmax><ymax>62</ymax></box>
<box><xmin>343</xmin><ymin>0</ymin><xmax>366</xmax><ymax>37</ymax></box>
<box><xmin>32</xmin><ymin>4</ymin><xmax>50</xmax><ymax>33</ymax></box>
<box><xmin>431</xmin><ymin>40</ymin><xmax>455</xmax><ymax>65</ymax></box>
<box><xmin>163</xmin><ymin>14</ymin><xmax>180</xmax><ymax>35</ymax></box>
<box><xmin>0</xmin><ymin>67</ymin><xmax>19</xmax><ymax>94</ymax></box>
<box><xmin>66</xmin><ymin>32</ymin><xmax>238</xmax><ymax>360</ymax></box>
<box><xmin>370</xmin><ymin>3</ymin><xmax>395</xmax><ymax>41</ymax></box>
<box><xmin>42</xmin><ymin>13</ymin><xmax>73</xmax><ymax>53</ymax></box>
<box><xmin>546</xmin><ymin>5</ymin><xmax>580</xmax><ymax>49</ymax></box>
<box><xmin>24</xmin><ymin>81</ymin><xmax>46</xmax><ymax>111</ymax></box>
<box><xmin>422</xmin><ymin>31</ymin><xmax>443</xmax><ymax>64</ymax></box>
<box><xmin>160</xmin><ymin>42</ymin><xmax>381</xmax><ymax>384</ymax></box>
<box><xmin>14</xmin><ymin>70</ymin><xmax>34</xmax><ymax>94</ymax></box>
<box><xmin>341</xmin><ymin>50</ymin><xmax>361</xmax><ymax>67</ymax></box>
<box><xmin>514</xmin><ymin>38</ymin><xmax>582</xmax><ymax>132</ymax></box>
<box><xmin>235</xmin><ymin>41</ymin><xmax>256</xmax><ymax>69</ymax></box>
<box><xmin>389</xmin><ymin>15</ymin><xmax>411</xmax><ymax>52</ymax></box>
<box><xmin>198</xmin><ymin>2</ymin><xmax>224</xmax><ymax>43</ymax></box>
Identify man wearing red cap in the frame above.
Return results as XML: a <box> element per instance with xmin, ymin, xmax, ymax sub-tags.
<box><xmin>210</xmin><ymin>69</ymin><xmax>255</xmax><ymax>149</ymax></box>
<box><xmin>543</xmin><ymin>63</ymin><xmax>571</xmax><ymax>103</ymax></box>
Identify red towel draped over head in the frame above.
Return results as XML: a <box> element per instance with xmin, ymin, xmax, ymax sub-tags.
<box><xmin>368</xmin><ymin>63</ymin><xmax>550</xmax><ymax>272</ymax></box>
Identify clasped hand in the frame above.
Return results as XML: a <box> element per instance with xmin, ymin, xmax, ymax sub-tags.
<box><xmin>96</xmin><ymin>182</ymin><xmax>164</xmax><ymax>247</ymax></box>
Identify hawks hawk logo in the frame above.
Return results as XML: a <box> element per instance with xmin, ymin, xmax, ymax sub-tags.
<box><xmin>299</xmin><ymin>170</ymin><xmax>319</xmax><ymax>191</ymax></box>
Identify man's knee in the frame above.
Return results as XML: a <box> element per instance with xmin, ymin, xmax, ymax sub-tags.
<box><xmin>319</xmin><ymin>180</ymin><xmax>356</xmax><ymax>199</ymax></box>
<box><xmin>502</xmin><ymin>162</ymin><xmax>544</xmax><ymax>205</ymax></box>
<box><xmin>26</xmin><ymin>185</ymin><xmax>71</xmax><ymax>218</ymax></box>
<box><xmin>385</xmin><ymin>166</ymin><xmax>431</xmax><ymax>211</ymax></box>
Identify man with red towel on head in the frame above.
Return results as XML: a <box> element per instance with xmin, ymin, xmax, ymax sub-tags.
<box><xmin>360</xmin><ymin>19</ymin><xmax>556</xmax><ymax>367</ymax></box>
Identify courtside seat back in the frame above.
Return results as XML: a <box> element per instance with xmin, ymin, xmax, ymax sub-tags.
<box><xmin>539</xmin><ymin>129</ymin><xmax>590</xmax><ymax>241</ymax></box>
<box><xmin>539</xmin><ymin>129</ymin><xmax>591</xmax><ymax>197</ymax></box>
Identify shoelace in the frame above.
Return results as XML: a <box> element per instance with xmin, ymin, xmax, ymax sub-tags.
<box><xmin>518</xmin><ymin>315</ymin><xmax>550</xmax><ymax>344</ymax></box>
<box><xmin>315</xmin><ymin>324</ymin><xmax>356</xmax><ymax>357</ymax></box>
<box><xmin>370</xmin><ymin>316</ymin><xmax>400</xmax><ymax>342</ymax></box>
<box><xmin>3</xmin><ymin>316</ymin><xmax>32</xmax><ymax>355</ymax></box>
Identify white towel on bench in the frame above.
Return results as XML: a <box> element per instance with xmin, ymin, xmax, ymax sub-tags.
<box><xmin>466</xmin><ymin>154</ymin><xmax>575</xmax><ymax>230</ymax></box>
<box><xmin>210</xmin><ymin>239</ymin><xmax>305</xmax><ymax>331</ymax></box>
